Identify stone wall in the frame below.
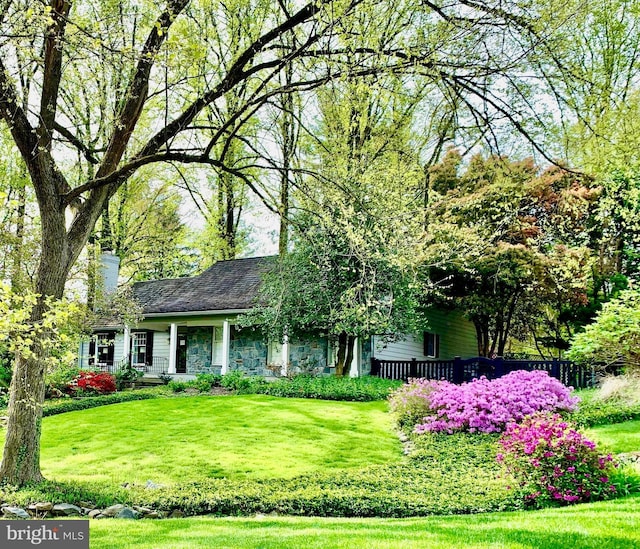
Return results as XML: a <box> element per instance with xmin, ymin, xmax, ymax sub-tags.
<box><xmin>289</xmin><ymin>336</ymin><xmax>328</xmax><ymax>374</ymax></box>
<box><xmin>230</xmin><ymin>328</ymin><xmax>268</xmax><ymax>376</ymax></box>
<box><xmin>186</xmin><ymin>327</ymin><xmax>214</xmax><ymax>375</ymax></box>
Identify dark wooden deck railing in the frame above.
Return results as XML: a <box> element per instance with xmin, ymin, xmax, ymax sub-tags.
<box><xmin>97</xmin><ymin>357</ymin><xmax>170</xmax><ymax>376</ymax></box>
<box><xmin>370</xmin><ymin>356</ymin><xmax>596</xmax><ymax>388</ymax></box>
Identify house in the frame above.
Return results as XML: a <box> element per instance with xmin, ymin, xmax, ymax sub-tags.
<box><xmin>371</xmin><ymin>308</ymin><xmax>477</xmax><ymax>362</ymax></box>
<box><xmin>79</xmin><ymin>256</ymin><xmax>478</xmax><ymax>378</ymax></box>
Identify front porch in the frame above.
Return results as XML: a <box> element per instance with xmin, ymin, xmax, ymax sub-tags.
<box><xmin>80</xmin><ymin>319</ymin><xmax>362</xmax><ymax>378</ymax></box>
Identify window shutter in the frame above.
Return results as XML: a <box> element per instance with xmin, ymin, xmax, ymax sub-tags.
<box><xmin>106</xmin><ymin>331</ymin><xmax>115</xmax><ymax>364</ymax></box>
<box><xmin>146</xmin><ymin>331</ymin><xmax>154</xmax><ymax>366</ymax></box>
<box><xmin>88</xmin><ymin>337</ymin><xmax>96</xmax><ymax>366</ymax></box>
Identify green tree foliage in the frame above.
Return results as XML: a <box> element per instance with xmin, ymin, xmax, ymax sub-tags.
<box><xmin>103</xmin><ymin>173</ymin><xmax>198</xmax><ymax>282</ymax></box>
<box><xmin>245</xmin><ymin>71</ymin><xmax>426</xmax><ymax>375</ymax></box>
<box><xmin>0</xmin><ymin>283</ymin><xmax>90</xmax><ymax>373</ymax></box>
<box><xmin>555</xmin><ymin>0</ymin><xmax>640</xmax><ymax>173</ymax></box>
<box><xmin>425</xmin><ymin>152</ymin><xmax>595</xmax><ymax>357</ymax></box>
<box><xmin>590</xmin><ymin>169</ymin><xmax>640</xmax><ymax>289</ymax></box>
<box><xmin>244</xmin><ymin>210</ymin><xmax>421</xmax><ymax>376</ymax></box>
<box><xmin>0</xmin><ymin>0</ymin><xmax>625</xmax><ymax>485</ymax></box>
<box><xmin>568</xmin><ymin>289</ymin><xmax>640</xmax><ymax>371</ymax></box>
<box><xmin>0</xmin><ymin>129</ymin><xmax>39</xmax><ymax>291</ymax></box>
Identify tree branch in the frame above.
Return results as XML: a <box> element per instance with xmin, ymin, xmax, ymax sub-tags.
<box><xmin>0</xmin><ymin>57</ymin><xmax>37</xmax><ymax>164</ymax></box>
<box><xmin>95</xmin><ymin>0</ymin><xmax>190</xmax><ymax>178</ymax></box>
<box><xmin>136</xmin><ymin>0</ymin><xmax>358</xmax><ymax>160</ymax></box>
<box><xmin>53</xmin><ymin>122</ymin><xmax>100</xmax><ymax>164</ymax></box>
<box><xmin>38</xmin><ymin>0</ymin><xmax>72</xmax><ymax>152</ymax></box>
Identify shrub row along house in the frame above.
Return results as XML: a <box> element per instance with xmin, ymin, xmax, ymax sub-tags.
<box><xmin>78</xmin><ymin>255</ymin><xmax>478</xmax><ymax>378</ymax></box>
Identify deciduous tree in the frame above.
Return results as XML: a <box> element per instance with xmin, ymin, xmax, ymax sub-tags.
<box><xmin>0</xmin><ymin>0</ymin><xmax>606</xmax><ymax>484</ymax></box>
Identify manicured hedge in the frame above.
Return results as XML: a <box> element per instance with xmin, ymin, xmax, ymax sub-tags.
<box><xmin>136</xmin><ymin>464</ymin><xmax>519</xmax><ymax>517</ymax></box>
<box><xmin>169</xmin><ymin>372</ymin><xmax>402</xmax><ymax>402</ymax></box>
<box><xmin>0</xmin><ymin>463</ymin><xmax>519</xmax><ymax>518</ymax></box>
<box><xmin>40</xmin><ymin>388</ymin><xmax>166</xmax><ymax>417</ymax></box>
<box><xmin>256</xmin><ymin>375</ymin><xmax>402</xmax><ymax>402</ymax></box>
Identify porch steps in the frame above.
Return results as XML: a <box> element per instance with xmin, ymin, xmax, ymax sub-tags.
<box><xmin>136</xmin><ymin>377</ymin><xmax>166</xmax><ymax>387</ymax></box>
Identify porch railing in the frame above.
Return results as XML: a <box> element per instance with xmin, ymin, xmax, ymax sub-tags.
<box><xmin>370</xmin><ymin>356</ymin><xmax>598</xmax><ymax>389</ymax></box>
<box><xmin>96</xmin><ymin>356</ymin><xmax>170</xmax><ymax>376</ymax></box>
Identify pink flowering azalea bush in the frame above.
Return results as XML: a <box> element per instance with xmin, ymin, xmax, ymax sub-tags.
<box><xmin>497</xmin><ymin>412</ymin><xmax>618</xmax><ymax>506</ymax></box>
<box><xmin>413</xmin><ymin>370</ymin><xmax>579</xmax><ymax>434</ymax></box>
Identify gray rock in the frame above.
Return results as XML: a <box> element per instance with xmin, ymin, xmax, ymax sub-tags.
<box><xmin>52</xmin><ymin>503</ymin><xmax>82</xmax><ymax>517</ymax></box>
<box><xmin>35</xmin><ymin>502</ymin><xmax>54</xmax><ymax>512</ymax></box>
<box><xmin>2</xmin><ymin>506</ymin><xmax>30</xmax><ymax>519</ymax></box>
<box><xmin>88</xmin><ymin>509</ymin><xmax>103</xmax><ymax>519</ymax></box>
<box><xmin>145</xmin><ymin>480</ymin><xmax>164</xmax><ymax>489</ymax></box>
<box><xmin>168</xmin><ymin>509</ymin><xmax>185</xmax><ymax>518</ymax></box>
<box><xmin>102</xmin><ymin>504</ymin><xmax>126</xmax><ymax>517</ymax></box>
<box><xmin>143</xmin><ymin>511</ymin><xmax>163</xmax><ymax>519</ymax></box>
<box><xmin>115</xmin><ymin>508</ymin><xmax>140</xmax><ymax>520</ymax></box>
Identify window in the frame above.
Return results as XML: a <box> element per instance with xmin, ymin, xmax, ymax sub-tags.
<box><xmin>423</xmin><ymin>332</ymin><xmax>440</xmax><ymax>358</ymax></box>
<box><xmin>211</xmin><ymin>326</ymin><xmax>224</xmax><ymax>365</ymax></box>
<box><xmin>93</xmin><ymin>332</ymin><xmax>114</xmax><ymax>366</ymax></box>
<box><xmin>132</xmin><ymin>332</ymin><xmax>147</xmax><ymax>365</ymax></box>
<box><xmin>268</xmin><ymin>340</ymin><xmax>284</xmax><ymax>366</ymax></box>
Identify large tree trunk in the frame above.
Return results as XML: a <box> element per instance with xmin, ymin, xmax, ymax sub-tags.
<box><xmin>0</xmin><ymin>221</ymin><xmax>71</xmax><ymax>483</ymax></box>
<box><xmin>1</xmin><ymin>349</ymin><xmax>48</xmax><ymax>484</ymax></box>
<box><xmin>335</xmin><ymin>333</ymin><xmax>355</xmax><ymax>377</ymax></box>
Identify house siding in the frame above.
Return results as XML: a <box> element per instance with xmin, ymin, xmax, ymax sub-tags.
<box><xmin>113</xmin><ymin>333</ymin><xmax>126</xmax><ymax>364</ymax></box>
<box><xmin>373</xmin><ymin>309</ymin><xmax>477</xmax><ymax>361</ymax></box>
<box><xmin>361</xmin><ymin>337</ymin><xmax>372</xmax><ymax>376</ymax></box>
<box><xmin>152</xmin><ymin>331</ymin><xmax>170</xmax><ymax>368</ymax></box>
<box><xmin>78</xmin><ymin>340</ymin><xmax>91</xmax><ymax>369</ymax></box>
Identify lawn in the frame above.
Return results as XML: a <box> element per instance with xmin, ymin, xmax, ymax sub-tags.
<box><xmin>34</xmin><ymin>395</ymin><xmax>401</xmax><ymax>485</ymax></box>
<box><xmin>87</xmin><ymin>494</ymin><xmax>640</xmax><ymax>549</ymax></box>
<box><xmin>586</xmin><ymin>419</ymin><xmax>640</xmax><ymax>454</ymax></box>
<box><xmin>1</xmin><ymin>387</ymin><xmax>639</xmax><ymax>548</ymax></box>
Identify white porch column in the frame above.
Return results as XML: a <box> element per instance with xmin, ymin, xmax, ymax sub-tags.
<box><xmin>123</xmin><ymin>326</ymin><xmax>131</xmax><ymax>364</ymax></box>
<box><xmin>168</xmin><ymin>323</ymin><xmax>177</xmax><ymax>374</ymax></box>
<box><xmin>349</xmin><ymin>337</ymin><xmax>360</xmax><ymax>378</ymax></box>
<box><xmin>221</xmin><ymin>320</ymin><xmax>231</xmax><ymax>374</ymax></box>
<box><xmin>281</xmin><ymin>335</ymin><xmax>290</xmax><ymax>376</ymax></box>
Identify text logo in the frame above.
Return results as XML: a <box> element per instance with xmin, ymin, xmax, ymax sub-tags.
<box><xmin>1</xmin><ymin>521</ymin><xmax>89</xmax><ymax>548</ymax></box>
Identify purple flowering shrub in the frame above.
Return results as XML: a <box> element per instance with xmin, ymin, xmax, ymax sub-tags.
<box><xmin>388</xmin><ymin>378</ymin><xmax>444</xmax><ymax>430</ymax></box>
<box><xmin>497</xmin><ymin>412</ymin><xmax>618</xmax><ymax>506</ymax></box>
<box><xmin>413</xmin><ymin>370</ymin><xmax>579</xmax><ymax>434</ymax></box>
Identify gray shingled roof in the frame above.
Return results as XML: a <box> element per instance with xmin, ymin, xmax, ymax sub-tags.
<box><xmin>132</xmin><ymin>256</ymin><xmax>275</xmax><ymax>315</ymax></box>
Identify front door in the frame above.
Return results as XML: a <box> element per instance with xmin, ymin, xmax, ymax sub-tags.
<box><xmin>176</xmin><ymin>334</ymin><xmax>187</xmax><ymax>373</ymax></box>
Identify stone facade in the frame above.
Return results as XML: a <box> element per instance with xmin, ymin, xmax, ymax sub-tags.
<box><xmin>289</xmin><ymin>336</ymin><xmax>328</xmax><ymax>374</ymax></box>
<box><xmin>229</xmin><ymin>328</ymin><xmax>268</xmax><ymax>376</ymax></box>
<box><xmin>186</xmin><ymin>327</ymin><xmax>214</xmax><ymax>375</ymax></box>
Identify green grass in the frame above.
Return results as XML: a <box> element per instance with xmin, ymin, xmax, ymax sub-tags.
<box><xmin>586</xmin><ymin>419</ymin><xmax>640</xmax><ymax>454</ymax></box>
<box><xmin>32</xmin><ymin>395</ymin><xmax>401</xmax><ymax>485</ymax></box>
<box><xmin>87</xmin><ymin>494</ymin><xmax>640</xmax><ymax>549</ymax></box>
